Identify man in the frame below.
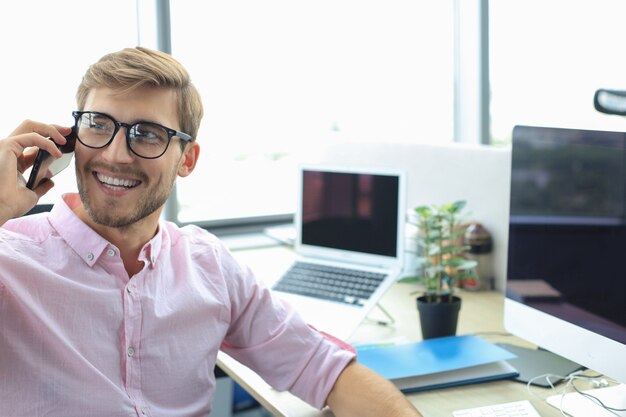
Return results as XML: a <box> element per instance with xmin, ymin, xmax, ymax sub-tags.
<box><xmin>0</xmin><ymin>47</ymin><xmax>422</xmax><ymax>417</ymax></box>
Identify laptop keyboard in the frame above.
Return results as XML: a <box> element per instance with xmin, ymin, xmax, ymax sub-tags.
<box><xmin>272</xmin><ymin>262</ymin><xmax>386</xmax><ymax>305</ymax></box>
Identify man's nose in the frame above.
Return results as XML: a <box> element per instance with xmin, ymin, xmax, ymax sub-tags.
<box><xmin>101</xmin><ymin>127</ymin><xmax>134</xmax><ymax>163</ymax></box>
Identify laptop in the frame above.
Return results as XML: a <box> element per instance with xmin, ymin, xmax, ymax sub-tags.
<box><xmin>270</xmin><ymin>164</ymin><xmax>406</xmax><ymax>340</ymax></box>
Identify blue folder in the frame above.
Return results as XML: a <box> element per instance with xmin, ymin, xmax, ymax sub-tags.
<box><xmin>356</xmin><ymin>334</ymin><xmax>519</xmax><ymax>392</ymax></box>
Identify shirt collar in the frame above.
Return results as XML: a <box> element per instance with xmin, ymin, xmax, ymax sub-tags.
<box><xmin>138</xmin><ymin>225</ymin><xmax>163</xmax><ymax>268</ymax></box>
<box><xmin>49</xmin><ymin>193</ymin><xmax>164</xmax><ymax>269</ymax></box>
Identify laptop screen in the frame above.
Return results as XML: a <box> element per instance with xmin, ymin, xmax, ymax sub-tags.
<box><xmin>300</xmin><ymin>169</ymin><xmax>400</xmax><ymax>257</ymax></box>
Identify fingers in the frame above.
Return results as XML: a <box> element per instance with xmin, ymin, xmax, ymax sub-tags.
<box><xmin>9</xmin><ymin>119</ymin><xmax>71</xmax><ymax>142</ymax></box>
<box><xmin>14</xmin><ymin>132</ymin><xmax>63</xmax><ymax>159</ymax></box>
<box><xmin>32</xmin><ymin>178</ymin><xmax>55</xmax><ymax>199</ymax></box>
<box><xmin>50</xmin><ymin>124</ymin><xmax>72</xmax><ymax>144</ymax></box>
<box><xmin>16</xmin><ymin>147</ymin><xmax>39</xmax><ymax>174</ymax></box>
<box><xmin>6</xmin><ymin>120</ymin><xmax>71</xmax><ymax>158</ymax></box>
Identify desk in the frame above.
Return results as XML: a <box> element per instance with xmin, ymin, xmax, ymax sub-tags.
<box><xmin>218</xmin><ymin>245</ymin><xmax>580</xmax><ymax>417</ymax></box>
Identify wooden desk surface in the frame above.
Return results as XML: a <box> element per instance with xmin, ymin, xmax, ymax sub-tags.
<box><xmin>218</xmin><ymin>245</ymin><xmax>580</xmax><ymax>417</ymax></box>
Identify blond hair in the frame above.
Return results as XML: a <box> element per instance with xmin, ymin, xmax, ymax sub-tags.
<box><xmin>76</xmin><ymin>46</ymin><xmax>203</xmax><ymax>141</ymax></box>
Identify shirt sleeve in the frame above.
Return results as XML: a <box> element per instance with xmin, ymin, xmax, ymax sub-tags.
<box><xmin>215</xmin><ymin>244</ymin><xmax>356</xmax><ymax>409</ymax></box>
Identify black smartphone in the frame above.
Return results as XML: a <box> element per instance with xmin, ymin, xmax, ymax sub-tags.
<box><xmin>26</xmin><ymin>127</ymin><xmax>77</xmax><ymax>190</ymax></box>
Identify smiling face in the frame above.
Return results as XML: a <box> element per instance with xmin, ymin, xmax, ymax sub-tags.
<box><xmin>75</xmin><ymin>86</ymin><xmax>197</xmax><ymax>230</ymax></box>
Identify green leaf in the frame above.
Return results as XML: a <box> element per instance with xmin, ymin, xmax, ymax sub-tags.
<box><xmin>427</xmin><ymin>245</ymin><xmax>441</xmax><ymax>256</ymax></box>
<box><xmin>443</xmin><ymin>258</ymin><xmax>477</xmax><ymax>270</ymax></box>
<box><xmin>456</xmin><ymin>260</ymin><xmax>478</xmax><ymax>269</ymax></box>
<box><xmin>414</xmin><ymin>206</ymin><xmax>432</xmax><ymax>218</ymax></box>
<box><xmin>440</xmin><ymin>245</ymin><xmax>463</xmax><ymax>255</ymax></box>
<box><xmin>451</xmin><ymin>200</ymin><xmax>467</xmax><ymax>212</ymax></box>
<box><xmin>427</xmin><ymin>265</ymin><xmax>446</xmax><ymax>275</ymax></box>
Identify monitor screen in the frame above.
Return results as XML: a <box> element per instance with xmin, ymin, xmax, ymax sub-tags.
<box><xmin>505</xmin><ymin>125</ymin><xmax>626</xmax><ymax>387</ymax></box>
<box><xmin>300</xmin><ymin>169</ymin><xmax>400</xmax><ymax>257</ymax></box>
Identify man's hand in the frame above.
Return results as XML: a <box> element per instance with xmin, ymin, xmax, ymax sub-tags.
<box><xmin>326</xmin><ymin>361</ymin><xmax>424</xmax><ymax>417</ymax></box>
<box><xmin>0</xmin><ymin>120</ymin><xmax>70</xmax><ymax>224</ymax></box>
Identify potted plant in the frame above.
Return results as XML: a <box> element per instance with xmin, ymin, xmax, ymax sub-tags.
<box><xmin>401</xmin><ymin>200</ymin><xmax>477</xmax><ymax>339</ymax></box>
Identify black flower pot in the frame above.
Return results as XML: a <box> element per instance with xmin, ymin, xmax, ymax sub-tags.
<box><xmin>416</xmin><ymin>295</ymin><xmax>462</xmax><ymax>339</ymax></box>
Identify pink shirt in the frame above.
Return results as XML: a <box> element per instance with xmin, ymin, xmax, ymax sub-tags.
<box><xmin>0</xmin><ymin>194</ymin><xmax>355</xmax><ymax>417</ymax></box>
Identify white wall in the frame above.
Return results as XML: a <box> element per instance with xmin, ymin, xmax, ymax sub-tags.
<box><xmin>310</xmin><ymin>141</ymin><xmax>512</xmax><ymax>290</ymax></box>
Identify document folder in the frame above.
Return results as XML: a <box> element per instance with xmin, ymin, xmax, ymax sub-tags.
<box><xmin>356</xmin><ymin>334</ymin><xmax>519</xmax><ymax>392</ymax></box>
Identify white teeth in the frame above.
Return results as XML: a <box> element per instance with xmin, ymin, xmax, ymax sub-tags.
<box><xmin>96</xmin><ymin>173</ymin><xmax>140</xmax><ymax>189</ymax></box>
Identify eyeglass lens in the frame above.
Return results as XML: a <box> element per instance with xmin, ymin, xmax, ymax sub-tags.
<box><xmin>76</xmin><ymin>112</ymin><xmax>171</xmax><ymax>158</ymax></box>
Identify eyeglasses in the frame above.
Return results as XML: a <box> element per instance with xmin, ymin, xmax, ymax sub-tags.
<box><xmin>72</xmin><ymin>111</ymin><xmax>193</xmax><ymax>159</ymax></box>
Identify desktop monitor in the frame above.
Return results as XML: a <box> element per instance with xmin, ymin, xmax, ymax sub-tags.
<box><xmin>505</xmin><ymin>125</ymin><xmax>626</xmax><ymax>415</ymax></box>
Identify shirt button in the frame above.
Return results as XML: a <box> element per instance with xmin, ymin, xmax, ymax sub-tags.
<box><xmin>86</xmin><ymin>252</ymin><xmax>94</xmax><ymax>261</ymax></box>
<box><xmin>127</xmin><ymin>347</ymin><xmax>135</xmax><ymax>357</ymax></box>
<box><xmin>107</xmin><ymin>248</ymin><xmax>116</xmax><ymax>257</ymax></box>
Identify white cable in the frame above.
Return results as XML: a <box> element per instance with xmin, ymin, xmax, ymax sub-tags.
<box><xmin>526</xmin><ymin>370</ymin><xmax>624</xmax><ymax>417</ymax></box>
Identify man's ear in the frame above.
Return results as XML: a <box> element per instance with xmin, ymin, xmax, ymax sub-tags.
<box><xmin>177</xmin><ymin>142</ymin><xmax>200</xmax><ymax>178</ymax></box>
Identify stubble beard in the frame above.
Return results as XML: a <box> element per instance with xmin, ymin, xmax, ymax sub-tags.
<box><xmin>77</xmin><ymin>164</ymin><xmax>177</xmax><ymax>229</ymax></box>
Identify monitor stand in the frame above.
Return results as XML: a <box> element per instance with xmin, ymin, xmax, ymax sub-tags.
<box><xmin>496</xmin><ymin>343</ymin><xmax>583</xmax><ymax>387</ymax></box>
<box><xmin>546</xmin><ymin>383</ymin><xmax>626</xmax><ymax>417</ymax></box>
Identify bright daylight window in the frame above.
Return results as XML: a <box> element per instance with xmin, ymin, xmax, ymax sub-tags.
<box><xmin>169</xmin><ymin>1</ymin><xmax>454</xmax><ymax>224</ymax></box>
<box><xmin>490</xmin><ymin>0</ymin><xmax>626</xmax><ymax>144</ymax></box>
<box><xmin>0</xmin><ymin>0</ymin><xmax>137</xmax><ymax>205</ymax></box>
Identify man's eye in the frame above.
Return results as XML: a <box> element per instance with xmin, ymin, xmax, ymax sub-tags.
<box><xmin>83</xmin><ymin>123</ymin><xmax>109</xmax><ymax>134</ymax></box>
<box><xmin>90</xmin><ymin>122</ymin><xmax>108</xmax><ymax>130</ymax></box>
<box><xmin>135</xmin><ymin>130</ymin><xmax>158</xmax><ymax>139</ymax></box>
<box><xmin>133</xmin><ymin>124</ymin><xmax>167</xmax><ymax>143</ymax></box>
<box><xmin>82</xmin><ymin>116</ymin><xmax>110</xmax><ymax>132</ymax></box>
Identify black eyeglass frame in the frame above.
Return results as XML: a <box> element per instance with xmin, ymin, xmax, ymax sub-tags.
<box><xmin>72</xmin><ymin>110</ymin><xmax>193</xmax><ymax>159</ymax></box>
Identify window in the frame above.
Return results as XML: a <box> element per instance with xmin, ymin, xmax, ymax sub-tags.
<box><xmin>490</xmin><ymin>0</ymin><xmax>626</xmax><ymax>144</ymax></box>
<box><xmin>1</xmin><ymin>0</ymin><xmax>137</xmax><ymax>204</ymax></box>
<box><xmin>169</xmin><ymin>1</ymin><xmax>454</xmax><ymax>224</ymax></box>
<box><xmin>3</xmin><ymin>1</ymin><xmax>458</xmax><ymax>225</ymax></box>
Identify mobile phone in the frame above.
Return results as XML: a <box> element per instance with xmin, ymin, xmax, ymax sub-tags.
<box><xmin>26</xmin><ymin>127</ymin><xmax>77</xmax><ymax>190</ymax></box>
